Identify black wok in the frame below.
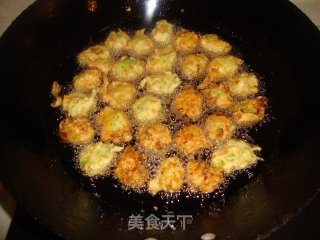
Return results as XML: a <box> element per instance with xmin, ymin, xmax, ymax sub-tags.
<box><xmin>0</xmin><ymin>0</ymin><xmax>319</xmax><ymax>239</ymax></box>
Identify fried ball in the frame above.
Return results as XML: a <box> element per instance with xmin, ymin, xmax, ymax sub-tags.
<box><xmin>130</xmin><ymin>29</ymin><xmax>154</xmax><ymax>57</ymax></box>
<box><xmin>227</xmin><ymin>72</ymin><xmax>259</xmax><ymax>98</ymax></box>
<box><xmin>204</xmin><ymin>115</ymin><xmax>235</xmax><ymax>142</ymax></box>
<box><xmin>111</xmin><ymin>56</ymin><xmax>145</xmax><ymax>82</ymax></box>
<box><xmin>211</xmin><ymin>139</ymin><xmax>262</xmax><ymax>174</ymax></box>
<box><xmin>73</xmin><ymin>69</ymin><xmax>102</xmax><ymax>92</ymax></box>
<box><xmin>232</xmin><ymin>96</ymin><xmax>268</xmax><ymax>126</ymax></box>
<box><xmin>62</xmin><ymin>90</ymin><xmax>97</xmax><ymax>117</ymax></box>
<box><xmin>151</xmin><ymin>20</ymin><xmax>174</xmax><ymax>46</ymax></box>
<box><xmin>132</xmin><ymin>95</ymin><xmax>163</xmax><ymax>123</ymax></box>
<box><xmin>96</xmin><ymin>106</ymin><xmax>132</xmax><ymax>144</ymax></box>
<box><xmin>202</xmin><ymin>83</ymin><xmax>233</xmax><ymax>110</ymax></box>
<box><xmin>139</xmin><ymin>71</ymin><xmax>181</xmax><ymax>95</ymax></box>
<box><xmin>104</xmin><ymin>29</ymin><xmax>130</xmax><ymax>54</ymax></box>
<box><xmin>179</xmin><ymin>53</ymin><xmax>208</xmax><ymax>80</ymax></box>
<box><xmin>137</xmin><ymin>123</ymin><xmax>172</xmax><ymax>154</ymax></box>
<box><xmin>114</xmin><ymin>146</ymin><xmax>149</xmax><ymax>189</ymax></box>
<box><xmin>58</xmin><ymin>117</ymin><xmax>94</xmax><ymax>145</ymax></box>
<box><xmin>102</xmin><ymin>81</ymin><xmax>137</xmax><ymax>110</ymax></box>
<box><xmin>77</xmin><ymin>44</ymin><xmax>112</xmax><ymax>75</ymax></box>
<box><xmin>79</xmin><ymin>142</ymin><xmax>123</xmax><ymax>177</ymax></box>
<box><xmin>200</xmin><ymin>34</ymin><xmax>232</xmax><ymax>56</ymax></box>
<box><xmin>172</xmin><ymin>86</ymin><xmax>203</xmax><ymax>121</ymax></box>
<box><xmin>186</xmin><ymin>160</ymin><xmax>224</xmax><ymax>193</ymax></box>
<box><xmin>174</xmin><ymin>124</ymin><xmax>211</xmax><ymax>155</ymax></box>
<box><xmin>174</xmin><ymin>29</ymin><xmax>199</xmax><ymax>54</ymax></box>
<box><xmin>198</xmin><ymin>55</ymin><xmax>244</xmax><ymax>89</ymax></box>
<box><xmin>148</xmin><ymin>157</ymin><xmax>184</xmax><ymax>195</ymax></box>
<box><xmin>146</xmin><ymin>45</ymin><xmax>177</xmax><ymax>74</ymax></box>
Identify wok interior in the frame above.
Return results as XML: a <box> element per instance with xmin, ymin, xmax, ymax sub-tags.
<box><xmin>0</xmin><ymin>0</ymin><xmax>319</xmax><ymax>239</ymax></box>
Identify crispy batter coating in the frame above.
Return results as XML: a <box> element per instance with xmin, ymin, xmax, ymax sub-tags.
<box><xmin>51</xmin><ymin>81</ymin><xmax>62</xmax><ymax>108</ymax></box>
<box><xmin>172</xmin><ymin>86</ymin><xmax>203</xmax><ymax>121</ymax></box>
<box><xmin>232</xmin><ymin>96</ymin><xmax>267</xmax><ymax>126</ymax></box>
<box><xmin>73</xmin><ymin>69</ymin><xmax>102</xmax><ymax>92</ymax></box>
<box><xmin>174</xmin><ymin>29</ymin><xmax>199</xmax><ymax>54</ymax></box>
<box><xmin>200</xmin><ymin>34</ymin><xmax>232</xmax><ymax>56</ymax></box>
<box><xmin>130</xmin><ymin>29</ymin><xmax>154</xmax><ymax>57</ymax></box>
<box><xmin>175</xmin><ymin>124</ymin><xmax>211</xmax><ymax>155</ymax></box>
<box><xmin>104</xmin><ymin>29</ymin><xmax>130</xmax><ymax>54</ymax></box>
<box><xmin>59</xmin><ymin>117</ymin><xmax>94</xmax><ymax>145</ymax></box>
<box><xmin>139</xmin><ymin>71</ymin><xmax>181</xmax><ymax>95</ymax></box>
<box><xmin>202</xmin><ymin>83</ymin><xmax>233</xmax><ymax>110</ymax></box>
<box><xmin>96</xmin><ymin>106</ymin><xmax>132</xmax><ymax>144</ymax></box>
<box><xmin>132</xmin><ymin>95</ymin><xmax>163</xmax><ymax>123</ymax></box>
<box><xmin>204</xmin><ymin>115</ymin><xmax>235</xmax><ymax>142</ymax></box>
<box><xmin>146</xmin><ymin>45</ymin><xmax>177</xmax><ymax>74</ymax></box>
<box><xmin>114</xmin><ymin>146</ymin><xmax>149</xmax><ymax>189</ymax></box>
<box><xmin>186</xmin><ymin>160</ymin><xmax>223</xmax><ymax>193</ymax></box>
<box><xmin>137</xmin><ymin>123</ymin><xmax>172</xmax><ymax>154</ymax></box>
<box><xmin>151</xmin><ymin>20</ymin><xmax>174</xmax><ymax>46</ymax></box>
<box><xmin>227</xmin><ymin>72</ymin><xmax>259</xmax><ymax>98</ymax></box>
<box><xmin>62</xmin><ymin>90</ymin><xmax>97</xmax><ymax>117</ymax></box>
<box><xmin>179</xmin><ymin>53</ymin><xmax>208</xmax><ymax>80</ymax></box>
<box><xmin>211</xmin><ymin>139</ymin><xmax>262</xmax><ymax>174</ymax></box>
<box><xmin>148</xmin><ymin>157</ymin><xmax>184</xmax><ymax>195</ymax></box>
<box><xmin>77</xmin><ymin>44</ymin><xmax>112</xmax><ymax>75</ymax></box>
<box><xmin>111</xmin><ymin>56</ymin><xmax>145</xmax><ymax>82</ymax></box>
<box><xmin>102</xmin><ymin>81</ymin><xmax>137</xmax><ymax>110</ymax></box>
<box><xmin>79</xmin><ymin>142</ymin><xmax>123</xmax><ymax>177</ymax></box>
<box><xmin>199</xmin><ymin>55</ymin><xmax>243</xmax><ymax>89</ymax></box>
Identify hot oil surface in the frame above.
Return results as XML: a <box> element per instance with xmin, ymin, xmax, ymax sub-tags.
<box><xmin>56</xmin><ymin>22</ymin><xmax>269</xmax><ymax>210</ymax></box>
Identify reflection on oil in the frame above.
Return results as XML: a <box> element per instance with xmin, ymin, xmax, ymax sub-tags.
<box><xmin>125</xmin><ymin>5</ymin><xmax>132</xmax><ymax>12</ymax></box>
<box><xmin>87</xmin><ymin>0</ymin><xmax>98</xmax><ymax>13</ymax></box>
<box><xmin>34</xmin><ymin>0</ymin><xmax>63</xmax><ymax>18</ymax></box>
<box><xmin>145</xmin><ymin>0</ymin><xmax>158</xmax><ymax>21</ymax></box>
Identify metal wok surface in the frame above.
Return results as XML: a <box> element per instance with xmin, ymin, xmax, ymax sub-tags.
<box><xmin>0</xmin><ymin>0</ymin><xmax>319</xmax><ymax>239</ymax></box>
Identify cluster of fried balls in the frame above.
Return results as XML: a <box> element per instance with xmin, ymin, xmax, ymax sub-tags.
<box><xmin>51</xmin><ymin>20</ymin><xmax>267</xmax><ymax>195</ymax></box>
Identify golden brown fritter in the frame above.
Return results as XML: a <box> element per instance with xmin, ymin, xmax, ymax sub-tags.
<box><xmin>77</xmin><ymin>44</ymin><xmax>112</xmax><ymax>75</ymax></box>
<box><xmin>132</xmin><ymin>95</ymin><xmax>163</xmax><ymax>124</ymax></box>
<box><xmin>73</xmin><ymin>69</ymin><xmax>102</xmax><ymax>92</ymax></box>
<box><xmin>59</xmin><ymin>117</ymin><xmax>94</xmax><ymax>145</ymax></box>
<box><xmin>211</xmin><ymin>139</ymin><xmax>262</xmax><ymax>174</ymax></box>
<box><xmin>200</xmin><ymin>34</ymin><xmax>232</xmax><ymax>56</ymax></box>
<box><xmin>130</xmin><ymin>29</ymin><xmax>154</xmax><ymax>57</ymax></box>
<box><xmin>114</xmin><ymin>146</ymin><xmax>149</xmax><ymax>189</ymax></box>
<box><xmin>174</xmin><ymin>124</ymin><xmax>211</xmax><ymax>155</ymax></box>
<box><xmin>232</xmin><ymin>96</ymin><xmax>268</xmax><ymax>126</ymax></box>
<box><xmin>204</xmin><ymin>115</ymin><xmax>235</xmax><ymax>142</ymax></box>
<box><xmin>198</xmin><ymin>55</ymin><xmax>244</xmax><ymax>89</ymax></box>
<box><xmin>202</xmin><ymin>83</ymin><xmax>233</xmax><ymax>110</ymax></box>
<box><xmin>172</xmin><ymin>86</ymin><xmax>204</xmax><ymax>122</ymax></box>
<box><xmin>148</xmin><ymin>157</ymin><xmax>184</xmax><ymax>195</ymax></box>
<box><xmin>146</xmin><ymin>45</ymin><xmax>177</xmax><ymax>74</ymax></box>
<box><xmin>79</xmin><ymin>142</ymin><xmax>123</xmax><ymax>177</ymax></box>
<box><xmin>96</xmin><ymin>106</ymin><xmax>132</xmax><ymax>144</ymax></box>
<box><xmin>226</xmin><ymin>72</ymin><xmax>259</xmax><ymax>98</ymax></box>
<box><xmin>174</xmin><ymin>29</ymin><xmax>199</xmax><ymax>54</ymax></box>
<box><xmin>62</xmin><ymin>90</ymin><xmax>98</xmax><ymax>117</ymax></box>
<box><xmin>137</xmin><ymin>123</ymin><xmax>172</xmax><ymax>154</ymax></box>
<box><xmin>186</xmin><ymin>160</ymin><xmax>224</xmax><ymax>193</ymax></box>
<box><xmin>111</xmin><ymin>56</ymin><xmax>145</xmax><ymax>82</ymax></box>
<box><xmin>102</xmin><ymin>81</ymin><xmax>137</xmax><ymax>110</ymax></box>
<box><xmin>179</xmin><ymin>53</ymin><xmax>208</xmax><ymax>80</ymax></box>
<box><xmin>139</xmin><ymin>71</ymin><xmax>181</xmax><ymax>95</ymax></box>
<box><xmin>104</xmin><ymin>29</ymin><xmax>130</xmax><ymax>54</ymax></box>
<box><xmin>151</xmin><ymin>20</ymin><xmax>174</xmax><ymax>46</ymax></box>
